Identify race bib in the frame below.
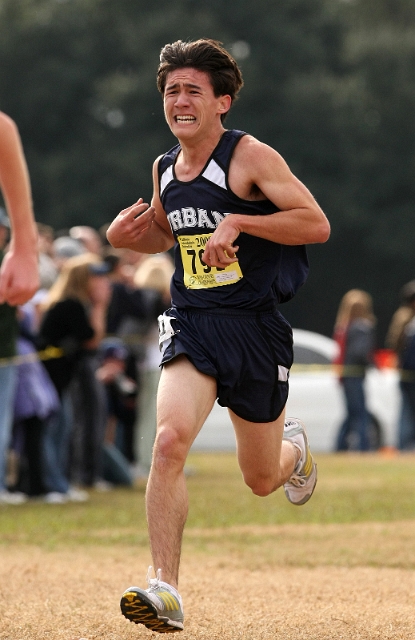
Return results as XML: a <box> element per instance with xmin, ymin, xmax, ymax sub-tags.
<box><xmin>178</xmin><ymin>234</ymin><xmax>243</xmax><ymax>289</ymax></box>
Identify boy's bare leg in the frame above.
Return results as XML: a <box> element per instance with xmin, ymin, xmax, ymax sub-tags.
<box><xmin>120</xmin><ymin>356</ymin><xmax>217</xmax><ymax>632</ymax></box>
<box><xmin>230</xmin><ymin>408</ymin><xmax>298</xmax><ymax>496</ymax></box>
<box><xmin>231</xmin><ymin>409</ymin><xmax>317</xmax><ymax>504</ymax></box>
<box><xmin>146</xmin><ymin>355</ymin><xmax>217</xmax><ymax>588</ymax></box>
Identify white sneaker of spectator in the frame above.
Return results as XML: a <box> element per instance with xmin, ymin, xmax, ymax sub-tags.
<box><xmin>0</xmin><ymin>490</ymin><xmax>27</xmax><ymax>505</ymax></box>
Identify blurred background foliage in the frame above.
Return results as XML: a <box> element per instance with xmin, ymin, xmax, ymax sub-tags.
<box><xmin>0</xmin><ymin>0</ymin><xmax>414</xmax><ymax>341</ymax></box>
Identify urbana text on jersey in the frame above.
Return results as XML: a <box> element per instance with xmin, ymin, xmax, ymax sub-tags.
<box><xmin>167</xmin><ymin>208</ymin><xmax>231</xmax><ymax>232</ymax></box>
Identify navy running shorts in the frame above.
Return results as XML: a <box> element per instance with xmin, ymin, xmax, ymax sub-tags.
<box><xmin>158</xmin><ymin>306</ymin><xmax>293</xmax><ymax>423</ymax></box>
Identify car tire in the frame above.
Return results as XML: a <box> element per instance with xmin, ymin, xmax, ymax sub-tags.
<box><xmin>344</xmin><ymin>413</ymin><xmax>383</xmax><ymax>451</ymax></box>
<box><xmin>367</xmin><ymin>414</ymin><xmax>384</xmax><ymax>451</ymax></box>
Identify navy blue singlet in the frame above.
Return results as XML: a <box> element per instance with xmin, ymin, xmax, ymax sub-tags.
<box><xmin>158</xmin><ymin>129</ymin><xmax>309</xmax><ymax>310</ymax></box>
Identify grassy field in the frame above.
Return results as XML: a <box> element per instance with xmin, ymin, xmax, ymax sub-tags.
<box><xmin>1</xmin><ymin>452</ymin><xmax>415</xmax><ymax>639</ymax></box>
<box><xmin>2</xmin><ymin>452</ymin><xmax>415</xmax><ymax>563</ymax></box>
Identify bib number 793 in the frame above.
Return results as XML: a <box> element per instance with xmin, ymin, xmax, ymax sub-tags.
<box><xmin>178</xmin><ymin>234</ymin><xmax>243</xmax><ymax>289</ymax></box>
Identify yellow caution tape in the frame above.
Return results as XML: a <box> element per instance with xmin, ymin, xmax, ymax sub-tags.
<box><xmin>0</xmin><ymin>346</ymin><xmax>64</xmax><ymax>368</ymax></box>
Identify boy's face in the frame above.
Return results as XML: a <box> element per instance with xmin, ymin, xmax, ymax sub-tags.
<box><xmin>163</xmin><ymin>67</ymin><xmax>230</xmax><ymax>142</ymax></box>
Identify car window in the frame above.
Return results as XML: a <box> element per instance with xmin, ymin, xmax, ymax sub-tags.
<box><xmin>293</xmin><ymin>345</ymin><xmax>331</xmax><ymax>365</ymax></box>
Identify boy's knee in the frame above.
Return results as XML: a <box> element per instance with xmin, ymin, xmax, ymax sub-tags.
<box><xmin>244</xmin><ymin>473</ymin><xmax>279</xmax><ymax>497</ymax></box>
<box><xmin>152</xmin><ymin>425</ymin><xmax>188</xmax><ymax>468</ymax></box>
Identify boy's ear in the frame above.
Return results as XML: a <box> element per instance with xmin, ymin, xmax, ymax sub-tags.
<box><xmin>218</xmin><ymin>95</ymin><xmax>232</xmax><ymax>113</ymax></box>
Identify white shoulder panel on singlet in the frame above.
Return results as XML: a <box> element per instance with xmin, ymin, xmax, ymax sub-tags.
<box><xmin>202</xmin><ymin>159</ymin><xmax>227</xmax><ymax>190</ymax></box>
<box><xmin>160</xmin><ymin>165</ymin><xmax>174</xmax><ymax>197</ymax></box>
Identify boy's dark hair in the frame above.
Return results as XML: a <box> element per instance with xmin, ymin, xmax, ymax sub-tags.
<box><xmin>157</xmin><ymin>39</ymin><xmax>244</xmax><ymax>121</ymax></box>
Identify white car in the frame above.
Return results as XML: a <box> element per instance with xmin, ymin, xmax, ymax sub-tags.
<box><xmin>191</xmin><ymin>328</ymin><xmax>401</xmax><ymax>453</ymax></box>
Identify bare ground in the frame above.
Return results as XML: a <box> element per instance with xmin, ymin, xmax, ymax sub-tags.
<box><xmin>1</xmin><ymin>523</ymin><xmax>415</xmax><ymax>640</ymax></box>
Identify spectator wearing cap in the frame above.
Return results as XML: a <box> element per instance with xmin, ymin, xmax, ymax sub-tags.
<box><xmin>52</xmin><ymin>236</ymin><xmax>85</xmax><ymax>272</ymax></box>
<box><xmin>38</xmin><ymin>253</ymin><xmax>112</xmax><ymax>496</ymax></box>
<box><xmin>69</xmin><ymin>225</ymin><xmax>103</xmax><ymax>257</ymax></box>
<box><xmin>96</xmin><ymin>337</ymin><xmax>137</xmax><ymax>469</ymax></box>
<box><xmin>36</xmin><ymin>223</ymin><xmax>58</xmax><ymax>292</ymax></box>
<box><xmin>103</xmin><ymin>248</ymin><xmax>162</xmax><ymax>467</ymax></box>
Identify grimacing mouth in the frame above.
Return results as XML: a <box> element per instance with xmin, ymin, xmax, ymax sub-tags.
<box><xmin>174</xmin><ymin>115</ymin><xmax>196</xmax><ymax>123</ymax></box>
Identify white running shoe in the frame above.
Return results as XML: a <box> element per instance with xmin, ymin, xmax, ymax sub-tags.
<box><xmin>0</xmin><ymin>490</ymin><xmax>27</xmax><ymax>505</ymax></box>
<box><xmin>67</xmin><ymin>487</ymin><xmax>89</xmax><ymax>502</ymax></box>
<box><xmin>283</xmin><ymin>418</ymin><xmax>317</xmax><ymax>505</ymax></box>
<box><xmin>120</xmin><ymin>567</ymin><xmax>184</xmax><ymax>633</ymax></box>
<box><xmin>44</xmin><ymin>492</ymin><xmax>68</xmax><ymax>504</ymax></box>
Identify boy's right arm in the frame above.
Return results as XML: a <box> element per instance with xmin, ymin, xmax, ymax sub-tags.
<box><xmin>106</xmin><ymin>158</ymin><xmax>174</xmax><ymax>255</ymax></box>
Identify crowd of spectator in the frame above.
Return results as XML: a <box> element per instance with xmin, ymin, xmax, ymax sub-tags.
<box><xmin>2</xmin><ymin>212</ymin><xmax>415</xmax><ymax>505</ymax></box>
<box><xmin>0</xmin><ymin>215</ymin><xmax>173</xmax><ymax>505</ymax></box>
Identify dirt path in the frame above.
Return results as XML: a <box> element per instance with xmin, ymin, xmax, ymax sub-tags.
<box><xmin>1</xmin><ymin>542</ymin><xmax>415</xmax><ymax>640</ymax></box>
